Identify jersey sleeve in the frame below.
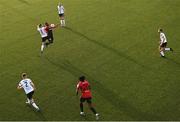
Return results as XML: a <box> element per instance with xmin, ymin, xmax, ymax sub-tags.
<box><xmin>58</xmin><ymin>6</ymin><xmax>60</xmax><ymax>10</ymax></box>
<box><xmin>18</xmin><ymin>81</ymin><xmax>22</xmax><ymax>87</ymax></box>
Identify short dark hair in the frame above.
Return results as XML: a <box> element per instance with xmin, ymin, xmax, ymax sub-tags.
<box><xmin>45</xmin><ymin>22</ymin><xmax>49</xmax><ymax>26</ymax></box>
<box><xmin>79</xmin><ymin>76</ymin><xmax>85</xmax><ymax>82</ymax></box>
<box><xmin>39</xmin><ymin>24</ymin><xmax>42</xmax><ymax>28</ymax></box>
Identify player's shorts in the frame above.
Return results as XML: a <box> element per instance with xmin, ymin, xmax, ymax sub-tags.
<box><xmin>42</xmin><ymin>36</ymin><xmax>48</xmax><ymax>42</ymax></box>
<box><xmin>26</xmin><ymin>91</ymin><xmax>34</xmax><ymax>99</ymax></box>
<box><xmin>48</xmin><ymin>30</ymin><xmax>54</xmax><ymax>43</ymax></box>
<box><xmin>80</xmin><ymin>97</ymin><xmax>92</xmax><ymax>103</ymax></box>
<box><xmin>59</xmin><ymin>13</ymin><xmax>64</xmax><ymax>17</ymax></box>
<box><xmin>160</xmin><ymin>42</ymin><xmax>167</xmax><ymax>48</ymax></box>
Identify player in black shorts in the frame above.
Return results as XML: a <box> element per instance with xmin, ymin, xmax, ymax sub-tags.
<box><xmin>45</xmin><ymin>22</ymin><xmax>59</xmax><ymax>44</ymax></box>
<box><xmin>58</xmin><ymin>3</ymin><xmax>66</xmax><ymax>26</ymax></box>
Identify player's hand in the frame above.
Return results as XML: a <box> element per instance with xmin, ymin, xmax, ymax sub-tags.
<box><xmin>17</xmin><ymin>86</ymin><xmax>22</xmax><ymax>90</ymax></box>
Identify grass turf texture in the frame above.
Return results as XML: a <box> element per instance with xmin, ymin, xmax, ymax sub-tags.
<box><xmin>0</xmin><ymin>0</ymin><xmax>180</xmax><ymax>121</ymax></box>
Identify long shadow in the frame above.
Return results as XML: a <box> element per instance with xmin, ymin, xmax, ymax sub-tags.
<box><xmin>36</xmin><ymin>111</ymin><xmax>46</xmax><ymax>121</ymax></box>
<box><xmin>64</xmin><ymin>26</ymin><xmax>147</xmax><ymax>69</ymax></box>
<box><xmin>43</xmin><ymin>56</ymin><xmax>162</xmax><ymax>120</ymax></box>
<box><xmin>18</xmin><ymin>0</ymin><xmax>30</xmax><ymax>5</ymax></box>
<box><xmin>26</xmin><ymin>105</ymin><xmax>46</xmax><ymax>121</ymax></box>
<box><xmin>165</xmin><ymin>57</ymin><xmax>180</xmax><ymax>67</ymax></box>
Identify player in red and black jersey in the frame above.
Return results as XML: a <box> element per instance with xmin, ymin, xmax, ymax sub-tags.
<box><xmin>44</xmin><ymin>22</ymin><xmax>58</xmax><ymax>44</ymax></box>
<box><xmin>76</xmin><ymin>76</ymin><xmax>99</xmax><ymax>120</ymax></box>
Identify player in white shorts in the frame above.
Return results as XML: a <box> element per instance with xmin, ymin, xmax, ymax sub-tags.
<box><xmin>17</xmin><ymin>73</ymin><xmax>40</xmax><ymax>111</ymax></box>
<box><xmin>158</xmin><ymin>28</ymin><xmax>173</xmax><ymax>57</ymax></box>
<box><xmin>37</xmin><ymin>24</ymin><xmax>49</xmax><ymax>54</ymax></box>
<box><xmin>58</xmin><ymin>2</ymin><xmax>65</xmax><ymax>27</ymax></box>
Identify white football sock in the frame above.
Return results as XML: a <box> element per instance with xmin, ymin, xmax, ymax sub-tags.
<box><xmin>41</xmin><ymin>44</ymin><xmax>44</xmax><ymax>52</ymax></box>
<box><xmin>32</xmin><ymin>102</ymin><xmax>39</xmax><ymax>110</ymax></box>
<box><xmin>63</xmin><ymin>20</ymin><xmax>65</xmax><ymax>26</ymax></box>
<box><xmin>60</xmin><ymin>20</ymin><xmax>63</xmax><ymax>25</ymax></box>
<box><xmin>96</xmin><ymin>113</ymin><xmax>99</xmax><ymax>116</ymax></box>
<box><xmin>160</xmin><ymin>51</ymin><xmax>165</xmax><ymax>56</ymax></box>
<box><xmin>165</xmin><ymin>48</ymin><xmax>170</xmax><ymax>51</ymax></box>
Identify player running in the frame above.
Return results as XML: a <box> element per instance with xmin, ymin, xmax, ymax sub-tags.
<box><xmin>37</xmin><ymin>24</ymin><xmax>49</xmax><ymax>54</ymax></box>
<box><xmin>58</xmin><ymin>2</ymin><xmax>65</xmax><ymax>27</ymax></box>
<box><xmin>17</xmin><ymin>73</ymin><xmax>40</xmax><ymax>111</ymax></box>
<box><xmin>158</xmin><ymin>28</ymin><xmax>173</xmax><ymax>57</ymax></box>
<box><xmin>76</xmin><ymin>76</ymin><xmax>99</xmax><ymax>120</ymax></box>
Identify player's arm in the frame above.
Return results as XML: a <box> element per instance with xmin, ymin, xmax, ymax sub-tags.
<box><xmin>76</xmin><ymin>83</ymin><xmax>80</xmax><ymax>96</ymax></box>
<box><xmin>159</xmin><ymin>37</ymin><xmax>163</xmax><ymax>45</ymax></box>
<box><xmin>37</xmin><ymin>25</ymin><xmax>39</xmax><ymax>30</ymax></box>
<box><xmin>50</xmin><ymin>24</ymin><xmax>59</xmax><ymax>29</ymax></box>
<box><xmin>30</xmin><ymin>81</ymin><xmax>36</xmax><ymax>90</ymax></box>
<box><xmin>88</xmin><ymin>85</ymin><xmax>91</xmax><ymax>90</ymax></box>
<box><xmin>17</xmin><ymin>83</ymin><xmax>22</xmax><ymax>90</ymax></box>
<box><xmin>54</xmin><ymin>24</ymin><xmax>60</xmax><ymax>28</ymax></box>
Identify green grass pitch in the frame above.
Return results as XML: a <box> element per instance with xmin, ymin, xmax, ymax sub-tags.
<box><xmin>0</xmin><ymin>0</ymin><xmax>180</xmax><ymax>121</ymax></box>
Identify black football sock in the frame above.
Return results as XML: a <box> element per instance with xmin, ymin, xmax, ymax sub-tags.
<box><xmin>80</xmin><ymin>103</ymin><xmax>83</xmax><ymax>112</ymax></box>
<box><xmin>90</xmin><ymin>107</ymin><xmax>97</xmax><ymax>114</ymax></box>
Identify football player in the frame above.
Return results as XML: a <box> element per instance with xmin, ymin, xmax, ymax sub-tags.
<box><xmin>158</xmin><ymin>28</ymin><xmax>173</xmax><ymax>57</ymax></box>
<box><xmin>76</xmin><ymin>76</ymin><xmax>99</xmax><ymax>120</ymax></box>
<box><xmin>58</xmin><ymin>2</ymin><xmax>65</xmax><ymax>27</ymax></box>
<box><xmin>37</xmin><ymin>24</ymin><xmax>49</xmax><ymax>54</ymax></box>
<box><xmin>17</xmin><ymin>73</ymin><xmax>40</xmax><ymax>111</ymax></box>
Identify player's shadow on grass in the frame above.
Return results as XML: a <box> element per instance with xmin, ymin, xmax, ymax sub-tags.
<box><xmin>165</xmin><ymin>57</ymin><xmax>180</xmax><ymax>67</ymax></box>
<box><xmin>44</xmin><ymin>57</ymin><xmax>162</xmax><ymax>120</ymax></box>
<box><xmin>18</xmin><ymin>0</ymin><xmax>30</xmax><ymax>5</ymax></box>
<box><xmin>64</xmin><ymin>26</ymin><xmax>146</xmax><ymax>69</ymax></box>
<box><xmin>26</xmin><ymin>105</ymin><xmax>46</xmax><ymax>120</ymax></box>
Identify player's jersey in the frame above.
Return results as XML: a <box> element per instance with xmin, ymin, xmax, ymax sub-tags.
<box><xmin>160</xmin><ymin>32</ymin><xmax>167</xmax><ymax>44</ymax></box>
<box><xmin>37</xmin><ymin>27</ymin><xmax>48</xmax><ymax>38</ymax></box>
<box><xmin>58</xmin><ymin>5</ymin><xmax>64</xmax><ymax>14</ymax></box>
<box><xmin>45</xmin><ymin>25</ymin><xmax>53</xmax><ymax>32</ymax></box>
<box><xmin>77</xmin><ymin>80</ymin><xmax>92</xmax><ymax>98</ymax></box>
<box><xmin>18</xmin><ymin>78</ymin><xmax>34</xmax><ymax>94</ymax></box>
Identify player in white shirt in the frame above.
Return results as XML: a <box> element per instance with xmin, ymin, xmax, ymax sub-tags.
<box><xmin>158</xmin><ymin>28</ymin><xmax>173</xmax><ymax>57</ymax></box>
<box><xmin>37</xmin><ymin>24</ymin><xmax>49</xmax><ymax>54</ymax></box>
<box><xmin>17</xmin><ymin>73</ymin><xmax>40</xmax><ymax>111</ymax></box>
<box><xmin>58</xmin><ymin>2</ymin><xmax>65</xmax><ymax>27</ymax></box>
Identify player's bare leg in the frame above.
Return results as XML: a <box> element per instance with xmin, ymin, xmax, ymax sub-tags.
<box><xmin>62</xmin><ymin>18</ymin><xmax>65</xmax><ymax>27</ymax></box>
<box><xmin>88</xmin><ymin>103</ymin><xmax>99</xmax><ymax>120</ymax></box>
<box><xmin>26</xmin><ymin>98</ymin><xmax>31</xmax><ymax>104</ymax></box>
<box><xmin>80</xmin><ymin>102</ymin><xmax>85</xmax><ymax>116</ymax></box>
<box><xmin>60</xmin><ymin>17</ymin><xmax>65</xmax><ymax>27</ymax></box>
<box><xmin>60</xmin><ymin>17</ymin><xmax>63</xmax><ymax>27</ymax></box>
<box><xmin>159</xmin><ymin>46</ymin><xmax>165</xmax><ymax>57</ymax></box>
<box><xmin>165</xmin><ymin>47</ymin><xmax>173</xmax><ymax>52</ymax></box>
<box><xmin>30</xmin><ymin>98</ymin><xmax>40</xmax><ymax>111</ymax></box>
<box><xmin>41</xmin><ymin>42</ymin><xmax>45</xmax><ymax>54</ymax></box>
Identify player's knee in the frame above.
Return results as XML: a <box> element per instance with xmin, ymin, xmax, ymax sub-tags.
<box><xmin>30</xmin><ymin>99</ymin><xmax>34</xmax><ymax>104</ymax></box>
<box><xmin>80</xmin><ymin>102</ymin><xmax>83</xmax><ymax>106</ymax></box>
<box><xmin>88</xmin><ymin>103</ymin><xmax>92</xmax><ymax>108</ymax></box>
<box><xmin>42</xmin><ymin>42</ymin><xmax>45</xmax><ymax>45</ymax></box>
